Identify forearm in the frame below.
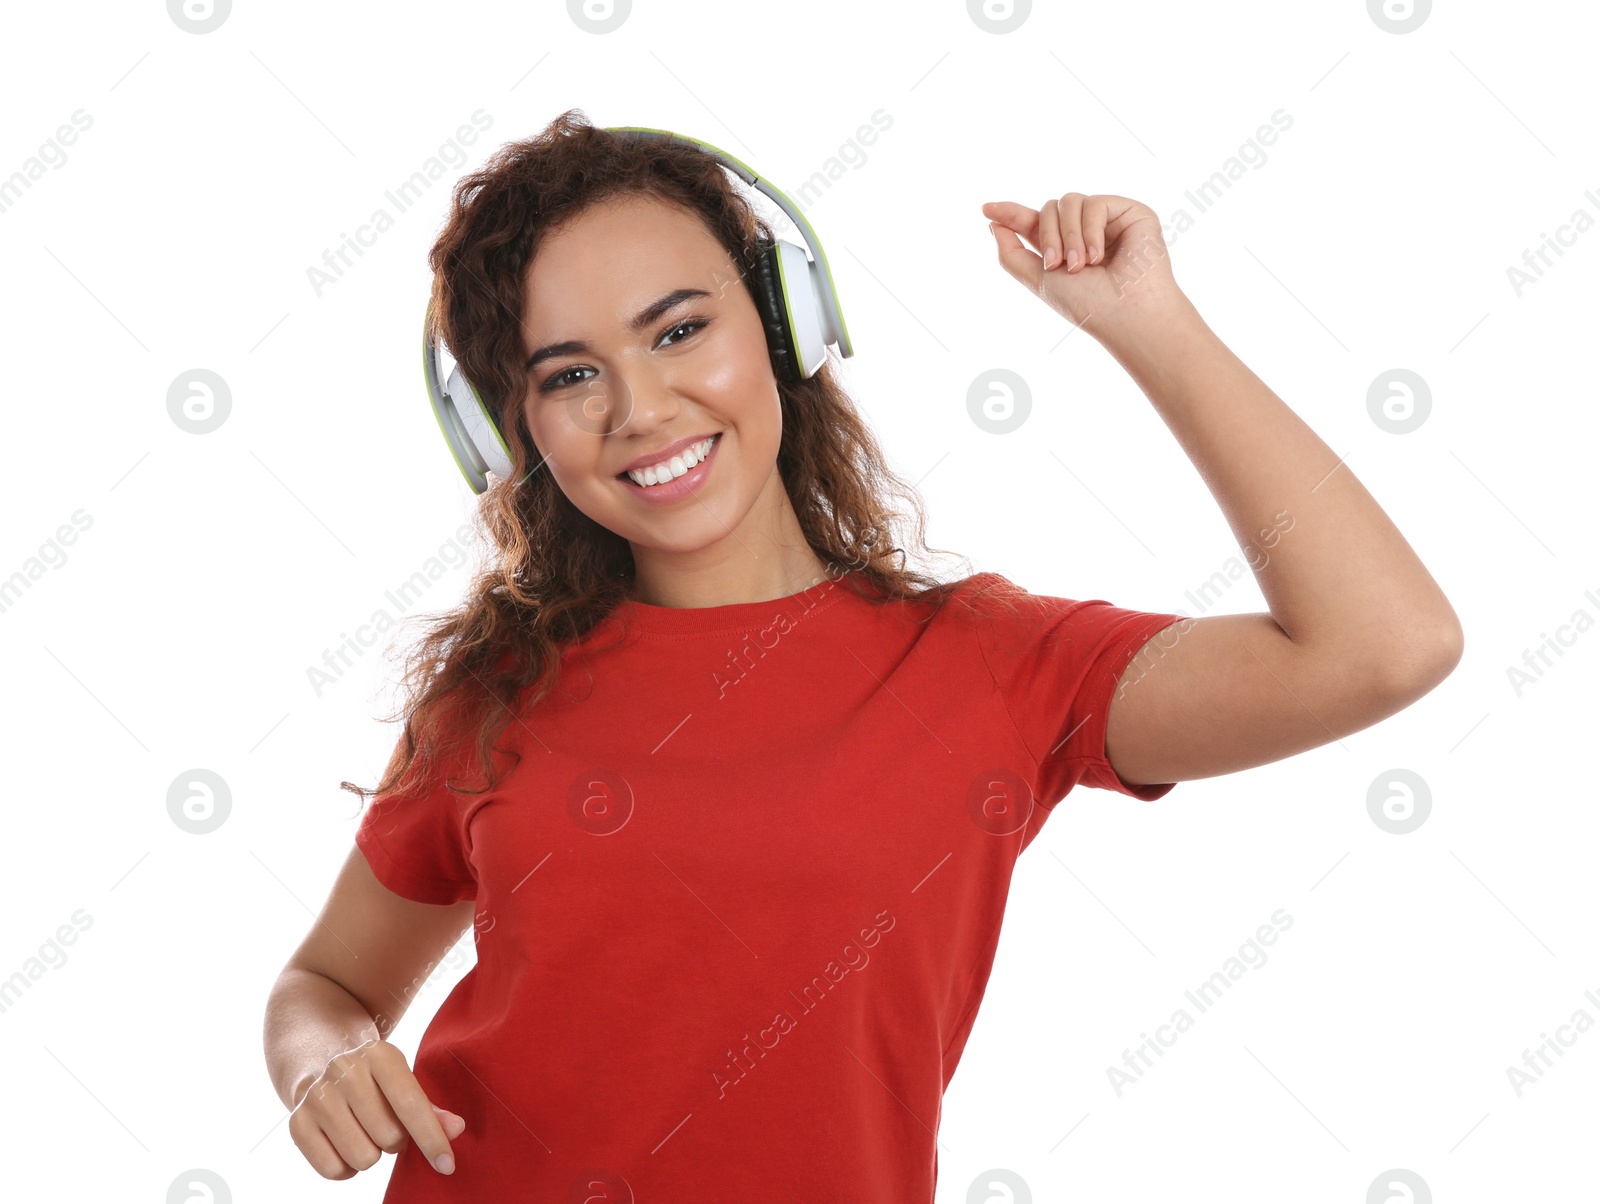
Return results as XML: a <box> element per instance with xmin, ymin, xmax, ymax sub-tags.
<box><xmin>263</xmin><ymin>967</ymin><xmax>385</xmax><ymax>1111</ymax></box>
<box><xmin>1098</xmin><ymin>291</ymin><xmax>1462</xmax><ymax>679</ymax></box>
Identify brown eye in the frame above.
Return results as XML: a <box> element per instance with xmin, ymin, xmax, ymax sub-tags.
<box><xmin>538</xmin><ymin>317</ymin><xmax>711</xmax><ymax>393</ymax></box>
<box><xmin>660</xmin><ymin>318</ymin><xmax>710</xmax><ymax>346</ymax></box>
<box><xmin>539</xmin><ymin>366</ymin><xmax>590</xmax><ymax>393</ymax></box>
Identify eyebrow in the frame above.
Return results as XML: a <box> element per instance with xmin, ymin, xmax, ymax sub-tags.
<box><xmin>524</xmin><ymin>287</ymin><xmax>714</xmax><ymax>372</ymax></box>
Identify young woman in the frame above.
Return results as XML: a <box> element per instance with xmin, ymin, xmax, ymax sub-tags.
<box><xmin>263</xmin><ymin>109</ymin><xmax>1462</xmax><ymax>1202</ymax></box>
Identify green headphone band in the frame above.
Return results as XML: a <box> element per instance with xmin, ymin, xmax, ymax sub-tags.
<box><xmin>422</xmin><ymin>125</ymin><xmax>855</xmax><ymax>494</ymax></box>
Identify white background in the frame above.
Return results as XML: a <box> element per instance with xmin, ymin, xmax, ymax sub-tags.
<box><xmin>1</xmin><ymin>0</ymin><xmax>1594</xmax><ymax>1200</ymax></box>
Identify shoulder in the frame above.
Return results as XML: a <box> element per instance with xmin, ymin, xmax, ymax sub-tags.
<box><xmin>850</xmin><ymin>572</ymin><xmax>1052</xmax><ymax>663</ymax></box>
<box><xmin>841</xmin><ymin>569</ymin><xmax>1011</xmax><ymax>621</ymax></box>
<box><xmin>937</xmin><ymin>571</ymin><xmax>1149</xmax><ymax>668</ymax></box>
<box><xmin>933</xmin><ymin>570</ymin><xmax>1055</xmax><ymax>627</ymax></box>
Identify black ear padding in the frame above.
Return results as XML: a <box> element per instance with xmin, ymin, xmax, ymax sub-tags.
<box><xmin>749</xmin><ymin>237</ymin><xmax>801</xmax><ymax>385</ymax></box>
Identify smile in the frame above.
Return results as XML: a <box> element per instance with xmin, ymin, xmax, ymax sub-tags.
<box><xmin>616</xmin><ymin>433</ymin><xmax>722</xmax><ymax>504</ymax></box>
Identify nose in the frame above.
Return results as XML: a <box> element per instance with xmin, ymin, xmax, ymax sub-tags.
<box><xmin>607</xmin><ymin>355</ymin><xmax>685</xmax><ymax>440</ymax></box>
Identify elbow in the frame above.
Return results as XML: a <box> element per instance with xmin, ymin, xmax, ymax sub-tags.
<box><xmin>1381</xmin><ymin>612</ymin><xmax>1465</xmax><ymax>700</ymax></box>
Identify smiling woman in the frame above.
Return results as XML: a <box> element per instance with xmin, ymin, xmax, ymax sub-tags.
<box><xmin>264</xmin><ymin>105</ymin><xmax>1461</xmax><ymax>1204</ymax></box>
<box><xmin>515</xmin><ymin>190</ymin><xmax>817</xmax><ymax>584</ymax></box>
<box><xmin>269</xmin><ymin>108</ymin><xmax>1034</xmax><ymax>1201</ymax></box>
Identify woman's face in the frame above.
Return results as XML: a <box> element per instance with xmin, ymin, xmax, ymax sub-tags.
<box><xmin>518</xmin><ymin>193</ymin><xmax>789</xmax><ymax>565</ymax></box>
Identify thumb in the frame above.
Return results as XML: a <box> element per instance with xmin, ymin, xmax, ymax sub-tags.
<box><xmin>989</xmin><ymin>222</ymin><xmax>1043</xmax><ymax>292</ymax></box>
<box><xmin>432</xmin><ymin>1104</ymin><xmax>467</xmax><ymax>1137</ymax></box>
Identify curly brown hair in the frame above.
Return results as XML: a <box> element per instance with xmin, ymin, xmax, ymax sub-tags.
<box><xmin>341</xmin><ymin>107</ymin><xmax>1014</xmax><ymax>809</ymax></box>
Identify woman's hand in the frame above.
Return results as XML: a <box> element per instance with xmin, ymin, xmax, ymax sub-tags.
<box><xmin>982</xmin><ymin>193</ymin><xmax>1183</xmax><ymax>338</ymax></box>
<box><xmin>288</xmin><ymin>1038</ymin><xmax>466</xmax><ymax>1180</ymax></box>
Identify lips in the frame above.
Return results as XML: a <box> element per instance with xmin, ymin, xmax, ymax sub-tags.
<box><xmin>615</xmin><ymin>431</ymin><xmax>722</xmax><ymax>503</ymax></box>
<box><xmin>614</xmin><ymin>432</ymin><xmax>719</xmax><ymax>478</ymax></box>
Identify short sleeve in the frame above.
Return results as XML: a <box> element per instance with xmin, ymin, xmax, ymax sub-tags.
<box><xmin>967</xmin><ymin>572</ymin><xmax>1188</xmax><ymax>810</ymax></box>
<box><xmin>354</xmin><ymin>734</ymin><xmax>485</xmax><ymax>906</ymax></box>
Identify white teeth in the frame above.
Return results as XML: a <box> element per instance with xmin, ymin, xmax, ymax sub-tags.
<box><xmin>626</xmin><ymin>435</ymin><xmax>716</xmax><ymax>487</ymax></box>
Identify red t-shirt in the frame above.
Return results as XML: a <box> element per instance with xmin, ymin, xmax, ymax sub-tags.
<box><xmin>353</xmin><ymin>570</ymin><xmax>1183</xmax><ymax>1202</ymax></box>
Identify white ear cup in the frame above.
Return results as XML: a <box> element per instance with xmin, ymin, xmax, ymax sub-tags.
<box><xmin>773</xmin><ymin>237</ymin><xmax>829</xmax><ymax>380</ymax></box>
<box><xmin>448</xmin><ymin>362</ymin><xmax>514</xmax><ymax>483</ymax></box>
<box><xmin>423</xmin><ymin>308</ymin><xmax>513</xmax><ymax>493</ymax></box>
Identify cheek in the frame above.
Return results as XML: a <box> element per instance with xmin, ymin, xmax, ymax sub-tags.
<box><xmin>524</xmin><ymin>412</ymin><xmax>583</xmax><ymax>483</ymax></box>
<box><xmin>698</xmin><ymin>354</ymin><xmax>753</xmax><ymax>399</ymax></box>
<box><xmin>704</xmin><ymin>319</ymin><xmax>774</xmax><ymax>388</ymax></box>
<box><xmin>704</xmin><ymin>344</ymin><xmax>780</xmax><ymax>424</ymax></box>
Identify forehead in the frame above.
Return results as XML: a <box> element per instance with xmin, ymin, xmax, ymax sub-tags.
<box><xmin>522</xmin><ymin>195</ymin><xmax>730</xmax><ymax>328</ymax></box>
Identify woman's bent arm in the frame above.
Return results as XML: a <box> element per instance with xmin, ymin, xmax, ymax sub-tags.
<box><xmin>264</xmin><ymin>966</ymin><xmax>386</xmax><ymax>1110</ymax></box>
<box><xmin>264</xmin><ymin>845</ymin><xmax>478</xmax><ymax>1107</ymax></box>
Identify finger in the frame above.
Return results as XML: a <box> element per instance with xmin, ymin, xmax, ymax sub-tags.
<box><xmin>370</xmin><ymin>1054</ymin><xmax>462</xmax><ymax>1175</ymax></box>
<box><xmin>1055</xmin><ymin>193</ymin><xmax>1087</xmax><ymax>271</ymax></box>
<box><xmin>980</xmin><ymin>200</ymin><xmax>1041</xmax><ymax>251</ymax></box>
<box><xmin>1081</xmin><ymin>195</ymin><xmax>1108</xmax><ymax>265</ymax></box>
<box><xmin>289</xmin><ymin>1104</ymin><xmax>359</xmax><ymax>1181</ymax></box>
<box><xmin>988</xmin><ymin>221</ymin><xmax>1043</xmax><ymax>294</ymax></box>
<box><xmin>436</xmin><ymin>1104</ymin><xmax>468</xmax><ymax>1140</ymax></box>
<box><xmin>1038</xmin><ymin>199</ymin><xmax>1063</xmax><ymax>270</ymax></box>
<box><xmin>1092</xmin><ymin>194</ymin><xmax>1148</xmax><ymax>243</ymax></box>
<box><xmin>319</xmin><ymin>1093</ymin><xmax>387</xmax><ymax>1173</ymax></box>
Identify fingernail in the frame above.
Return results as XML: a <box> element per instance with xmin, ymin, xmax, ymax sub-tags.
<box><xmin>1044</xmin><ymin>247</ymin><xmax>1056</xmax><ymax>269</ymax></box>
<box><xmin>1088</xmin><ymin>245</ymin><xmax>1099</xmax><ymax>263</ymax></box>
<box><xmin>1067</xmin><ymin>248</ymin><xmax>1080</xmax><ymax>271</ymax></box>
<box><xmin>434</xmin><ymin>1153</ymin><xmax>455</xmax><ymax>1174</ymax></box>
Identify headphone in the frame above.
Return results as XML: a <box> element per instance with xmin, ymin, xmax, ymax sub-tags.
<box><xmin>422</xmin><ymin>125</ymin><xmax>855</xmax><ymax>494</ymax></box>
